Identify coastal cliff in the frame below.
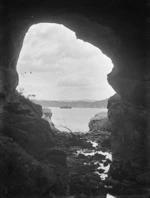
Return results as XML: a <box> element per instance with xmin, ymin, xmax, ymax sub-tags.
<box><xmin>33</xmin><ymin>99</ymin><xmax>108</xmax><ymax>108</ymax></box>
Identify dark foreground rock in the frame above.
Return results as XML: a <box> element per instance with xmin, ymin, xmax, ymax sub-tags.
<box><xmin>108</xmin><ymin>93</ymin><xmax>149</xmax><ymax>169</ymax></box>
<box><xmin>53</xmin><ymin>130</ymin><xmax>111</xmax><ymax>197</ymax></box>
<box><xmin>53</xmin><ymin>129</ymin><xmax>150</xmax><ymax>197</ymax></box>
<box><xmin>1</xmin><ymin>95</ymin><xmax>149</xmax><ymax>197</ymax></box>
<box><xmin>2</xmin><ymin>111</ymin><xmax>55</xmax><ymax>159</ymax></box>
<box><xmin>106</xmin><ymin>159</ymin><xmax>149</xmax><ymax>196</ymax></box>
<box><xmin>136</xmin><ymin>172</ymin><xmax>150</xmax><ymax>184</ymax></box>
<box><xmin>0</xmin><ymin>96</ymin><xmax>68</xmax><ymax>197</ymax></box>
<box><xmin>0</xmin><ymin>136</ymin><xmax>56</xmax><ymax>197</ymax></box>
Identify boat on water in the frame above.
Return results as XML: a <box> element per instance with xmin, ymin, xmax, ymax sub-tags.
<box><xmin>60</xmin><ymin>106</ymin><xmax>72</xmax><ymax>109</ymax></box>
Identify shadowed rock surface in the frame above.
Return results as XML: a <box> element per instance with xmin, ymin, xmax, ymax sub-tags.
<box><xmin>0</xmin><ymin>136</ymin><xmax>57</xmax><ymax>197</ymax></box>
<box><xmin>108</xmin><ymin>93</ymin><xmax>148</xmax><ymax>167</ymax></box>
<box><xmin>0</xmin><ymin>96</ymin><xmax>68</xmax><ymax>197</ymax></box>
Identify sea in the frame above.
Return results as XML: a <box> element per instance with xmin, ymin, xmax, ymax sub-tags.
<box><xmin>48</xmin><ymin>107</ymin><xmax>107</xmax><ymax>132</ymax></box>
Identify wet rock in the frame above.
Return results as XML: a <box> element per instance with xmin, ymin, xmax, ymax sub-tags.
<box><xmin>54</xmin><ymin>131</ymin><xmax>93</xmax><ymax>150</ymax></box>
<box><xmin>136</xmin><ymin>172</ymin><xmax>150</xmax><ymax>184</ymax></box>
<box><xmin>77</xmin><ymin>153</ymin><xmax>87</xmax><ymax>159</ymax></box>
<box><xmin>66</xmin><ymin>136</ymin><xmax>109</xmax><ymax>196</ymax></box>
<box><xmin>100</xmin><ymin>136</ymin><xmax>111</xmax><ymax>149</ymax></box>
<box><xmin>97</xmin><ymin>169</ymin><xmax>105</xmax><ymax>174</ymax></box>
<box><xmin>86</xmin><ymin>130</ymin><xmax>111</xmax><ymax>152</ymax></box>
<box><xmin>103</xmin><ymin>159</ymin><xmax>112</xmax><ymax>167</ymax></box>
<box><xmin>92</xmin><ymin>153</ymin><xmax>106</xmax><ymax>161</ymax></box>
<box><xmin>122</xmin><ymin>180</ymin><xmax>133</xmax><ymax>187</ymax></box>
<box><xmin>45</xmin><ymin>148</ymin><xmax>67</xmax><ymax>166</ymax></box>
<box><xmin>105</xmin><ymin>178</ymin><xmax>122</xmax><ymax>188</ymax></box>
<box><xmin>69</xmin><ymin>170</ymin><xmax>105</xmax><ymax>196</ymax></box>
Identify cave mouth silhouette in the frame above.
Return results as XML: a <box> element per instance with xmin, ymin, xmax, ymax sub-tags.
<box><xmin>16</xmin><ymin>22</ymin><xmax>115</xmax><ymax>132</ymax></box>
<box><xmin>15</xmin><ymin>24</ymin><xmax>115</xmax><ymax>196</ymax></box>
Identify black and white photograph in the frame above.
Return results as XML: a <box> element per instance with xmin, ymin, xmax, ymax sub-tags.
<box><xmin>0</xmin><ymin>1</ymin><xmax>149</xmax><ymax>198</ymax></box>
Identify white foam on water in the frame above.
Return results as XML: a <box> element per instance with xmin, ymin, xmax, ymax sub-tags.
<box><xmin>87</xmin><ymin>140</ymin><xmax>98</xmax><ymax>147</ymax></box>
<box><xmin>77</xmin><ymin>149</ymin><xmax>112</xmax><ymax>161</ymax></box>
<box><xmin>106</xmin><ymin>194</ymin><xmax>116</xmax><ymax>198</ymax></box>
<box><xmin>77</xmin><ymin>148</ymin><xmax>112</xmax><ymax>180</ymax></box>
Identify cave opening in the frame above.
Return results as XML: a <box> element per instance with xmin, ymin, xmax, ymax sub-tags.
<box><xmin>16</xmin><ymin>22</ymin><xmax>115</xmax><ymax>132</ymax></box>
<box><xmin>15</xmin><ymin>23</ymin><xmax>116</xmax><ymax>195</ymax></box>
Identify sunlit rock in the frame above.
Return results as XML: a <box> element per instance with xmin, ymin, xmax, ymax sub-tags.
<box><xmin>42</xmin><ymin>107</ymin><xmax>57</xmax><ymax>131</ymax></box>
<box><xmin>89</xmin><ymin>114</ymin><xmax>111</xmax><ymax>133</ymax></box>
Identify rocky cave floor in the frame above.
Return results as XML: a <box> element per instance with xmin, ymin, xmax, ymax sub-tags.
<box><xmin>1</xmin><ymin>98</ymin><xmax>150</xmax><ymax>197</ymax></box>
<box><xmin>52</xmin><ymin>129</ymin><xmax>149</xmax><ymax>197</ymax></box>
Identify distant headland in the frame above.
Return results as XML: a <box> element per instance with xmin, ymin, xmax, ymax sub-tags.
<box><xmin>32</xmin><ymin>99</ymin><xmax>108</xmax><ymax>108</ymax></box>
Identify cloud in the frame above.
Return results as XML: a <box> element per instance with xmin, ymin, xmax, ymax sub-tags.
<box><xmin>57</xmin><ymin>75</ymin><xmax>93</xmax><ymax>88</ymax></box>
<box><xmin>17</xmin><ymin>23</ymin><xmax>115</xmax><ymax>100</ymax></box>
<box><xmin>18</xmin><ymin>23</ymin><xmax>104</xmax><ymax>65</ymax></box>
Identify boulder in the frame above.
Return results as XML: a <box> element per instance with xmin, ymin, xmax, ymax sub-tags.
<box><xmin>42</xmin><ymin>107</ymin><xmax>52</xmax><ymax>118</ymax></box>
<box><xmin>42</xmin><ymin>107</ymin><xmax>56</xmax><ymax>131</ymax></box>
<box><xmin>2</xmin><ymin>111</ymin><xmax>55</xmax><ymax>159</ymax></box>
<box><xmin>89</xmin><ymin>115</ymin><xmax>111</xmax><ymax>132</ymax></box>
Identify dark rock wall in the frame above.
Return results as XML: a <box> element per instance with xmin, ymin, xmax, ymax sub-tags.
<box><xmin>0</xmin><ymin>0</ymin><xmax>149</xmax><ymax>194</ymax></box>
<box><xmin>108</xmin><ymin>94</ymin><xmax>148</xmax><ymax>168</ymax></box>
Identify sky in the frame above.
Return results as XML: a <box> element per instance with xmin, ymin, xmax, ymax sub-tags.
<box><xmin>17</xmin><ymin>23</ymin><xmax>115</xmax><ymax>101</ymax></box>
